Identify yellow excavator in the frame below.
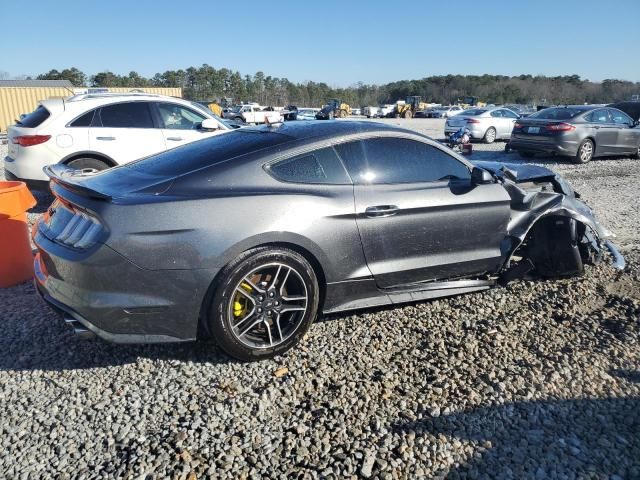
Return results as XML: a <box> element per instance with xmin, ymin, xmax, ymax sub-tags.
<box><xmin>457</xmin><ymin>96</ymin><xmax>487</xmax><ymax>108</ymax></box>
<box><xmin>317</xmin><ymin>98</ymin><xmax>352</xmax><ymax>119</ymax></box>
<box><xmin>394</xmin><ymin>96</ymin><xmax>428</xmax><ymax>118</ymax></box>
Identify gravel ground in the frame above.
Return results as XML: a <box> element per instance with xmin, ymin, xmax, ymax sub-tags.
<box><xmin>1</xmin><ymin>122</ymin><xmax>639</xmax><ymax>479</ymax></box>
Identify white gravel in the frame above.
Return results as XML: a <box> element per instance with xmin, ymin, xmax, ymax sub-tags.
<box><xmin>1</xmin><ymin>123</ymin><xmax>639</xmax><ymax>479</ymax></box>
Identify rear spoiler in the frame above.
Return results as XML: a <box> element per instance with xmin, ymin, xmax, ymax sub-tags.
<box><xmin>43</xmin><ymin>164</ymin><xmax>112</xmax><ymax>200</ymax></box>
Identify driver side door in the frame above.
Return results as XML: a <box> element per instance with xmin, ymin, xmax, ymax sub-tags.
<box><xmin>335</xmin><ymin>137</ymin><xmax>511</xmax><ymax>288</ymax></box>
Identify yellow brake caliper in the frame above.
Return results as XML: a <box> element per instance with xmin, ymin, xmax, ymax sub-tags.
<box><xmin>233</xmin><ymin>282</ymin><xmax>253</xmax><ymax>318</ymax></box>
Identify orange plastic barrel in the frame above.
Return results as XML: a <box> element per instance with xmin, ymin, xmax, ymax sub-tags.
<box><xmin>0</xmin><ymin>181</ymin><xmax>37</xmax><ymax>288</ymax></box>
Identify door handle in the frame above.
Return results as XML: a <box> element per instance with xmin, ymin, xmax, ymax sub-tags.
<box><xmin>96</xmin><ymin>136</ymin><xmax>116</xmax><ymax>141</ymax></box>
<box><xmin>365</xmin><ymin>205</ymin><xmax>399</xmax><ymax>218</ymax></box>
<box><xmin>593</xmin><ymin>126</ymin><xmax>600</xmax><ymax>129</ymax></box>
<box><xmin>166</xmin><ymin>136</ymin><xmax>184</xmax><ymax>141</ymax></box>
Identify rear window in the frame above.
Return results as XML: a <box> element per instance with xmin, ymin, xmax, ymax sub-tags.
<box><xmin>17</xmin><ymin>105</ymin><xmax>50</xmax><ymax>128</ymax></box>
<box><xmin>529</xmin><ymin>107</ymin><xmax>584</xmax><ymax>120</ymax></box>
<box><xmin>462</xmin><ymin>109</ymin><xmax>486</xmax><ymax>116</ymax></box>
<box><xmin>125</xmin><ymin>130</ymin><xmax>294</xmax><ymax>177</ymax></box>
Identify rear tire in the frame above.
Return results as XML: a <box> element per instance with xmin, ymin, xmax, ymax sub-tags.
<box><xmin>66</xmin><ymin>157</ymin><xmax>110</xmax><ymax>172</ymax></box>
<box><xmin>483</xmin><ymin>127</ymin><xmax>497</xmax><ymax>144</ymax></box>
<box><xmin>574</xmin><ymin>139</ymin><xmax>594</xmax><ymax>164</ymax></box>
<box><xmin>632</xmin><ymin>144</ymin><xmax>640</xmax><ymax>160</ymax></box>
<box><xmin>404</xmin><ymin>110</ymin><xmax>412</xmax><ymax>119</ymax></box>
<box><xmin>208</xmin><ymin>247</ymin><xmax>319</xmax><ymax>361</ymax></box>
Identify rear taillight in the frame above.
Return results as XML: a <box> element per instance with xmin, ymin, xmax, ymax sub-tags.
<box><xmin>466</xmin><ymin>118</ymin><xmax>480</xmax><ymax>124</ymax></box>
<box><xmin>514</xmin><ymin>122</ymin><xmax>523</xmax><ymax>130</ymax></box>
<box><xmin>12</xmin><ymin>135</ymin><xmax>51</xmax><ymax>147</ymax></box>
<box><xmin>37</xmin><ymin>200</ymin><xmax>104</xmax><ymax>249</ymax></box>
<box><xmin>545</xmin><ymin>122</ymin><xmax>575</xmax><ymax>132</ymax></box>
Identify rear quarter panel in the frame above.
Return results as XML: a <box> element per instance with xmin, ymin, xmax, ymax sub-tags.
<box><xmin>101</xmin><ymin>166</ymin><xmax>368</xmax><ymax>284</ymax></box>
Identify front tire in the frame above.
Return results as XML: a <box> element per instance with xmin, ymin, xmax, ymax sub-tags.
<box><xmin>208</xmin><ymin>247</ymin><xmax>319</xmax><ymax>361</ymax></box>
<box><xmin>631</xmin><ymin>143</ymin><xmax>640</xmax><ymax>160</ymax></box>
<box><xmin>574</xmin><ymin>139</ymin><xmax>594</xmax><ymax>164</ymax></box>
<box><xmin>483</xmin><ymin>127</ymin><xmax>497</xmax><ymax>144</ymax></box>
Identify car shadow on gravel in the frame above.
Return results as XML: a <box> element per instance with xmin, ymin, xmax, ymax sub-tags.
<box><xmin>393</xmin><ymin>394</ymin><xmax>640</xmax><ymax>479</ymax></box>
<box><xmin>0</xmin><ymin>282</ymin><xmax>237</xmax><ymax>372</ymax></box>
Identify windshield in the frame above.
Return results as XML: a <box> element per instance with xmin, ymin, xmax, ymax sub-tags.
<box><xmin>188</xmin><ymin>101</ymin><xmax>234</xmax><ymax>129</ymax></box>
<box><xmin>529</xmin><ymin>107</ymin><xmax>584</xmax><ymax>120</ymax></box>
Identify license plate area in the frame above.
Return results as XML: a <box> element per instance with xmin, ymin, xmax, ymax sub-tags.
<box><xmin>527</xmin><ymin>126</ymin><xmax>540</xmax><ymax>134</ymax></box>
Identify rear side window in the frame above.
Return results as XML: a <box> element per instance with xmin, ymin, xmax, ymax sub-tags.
<box><xmin>269</xmin><ymin>147</ymin><xmax>350</xmax><ymax>184</ymax></box>
<box><xmin>69</xmin><ymin>110</ymin><xmax>95</xmax><ymax>127</ymax></box>
<box><xmin>335</xmin><ymin>137</ymin><xmax>470</xmax><ymax>185</ymax></box>
<box><xmin>98</xmin><ymin>102</ymin><xmax>154</xmax><ymax>128</ymax></box>
<box><xmin>17</xmin><ymin>105</ymin><xmax>50</xmax><ymax>128</ymax></box>
<box><xmin>586</xmin><ymin>109</ymin><xmax>611</xmax><ymax>124</ymax></box>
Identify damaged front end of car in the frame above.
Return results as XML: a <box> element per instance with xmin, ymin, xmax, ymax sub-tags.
<box><xmin>472</xmin><ymin>161</ymin><xmax>625</xmax><ymax>284</ymax></box>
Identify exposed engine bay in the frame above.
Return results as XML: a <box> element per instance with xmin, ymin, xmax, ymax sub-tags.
<box><xmin>472</xmin><ymin>161</ymin><xmax>625</xmax><ymax>282</ymax></box>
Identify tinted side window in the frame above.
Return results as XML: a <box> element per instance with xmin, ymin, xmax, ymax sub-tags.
<box><xmin>502</xmin><ymin>109</ymin><xmax>518</xmax><ymax>119</ymax></box>
<box><xmin>99</xmin><ymin>102</ymin><xmax>154</xmax><ymax>128</ymax></box>
<box><xmin>490</xmin><ymin>110</ymin><xmax>503</xmax><ymax>118</ymax></box>
<box><xmin>335</xmin><ymin>138</ymin><xmax>470</xmax><ymax>185</ymax></box>
<box><xmin>587</xmin><ymin>109</ymin><xmax>611</xmax><ymax>124</ymax></box>
<box><xmin>609</xmin><ymin>109</ymin><xmax>632</xmax><ymax>125</ymax></box>
<box><xmin>18</xmin><ymin>105</ymin><xmax>50</xmax><ymax>128</ymax></box>
<box><xmin>269</xmin><ymin>147</ymin><xmax>350</xmax><ymax>184</ymax></box>
<box><xmin>70</xmin><ymin>110</ymin><xmax>95</xmax><ymax>127</ymax></box>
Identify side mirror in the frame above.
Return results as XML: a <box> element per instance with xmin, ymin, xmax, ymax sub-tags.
<box><xmin>471</xmin><ymin>167</ymin><xmax>493</xmax><ymax>185</ymax></box>
<box><xmin>200</xmin><ymin>118</ymin><xmax>220</xmax><ymax>131</ymax></box>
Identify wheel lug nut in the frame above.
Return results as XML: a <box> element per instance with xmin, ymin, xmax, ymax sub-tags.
<box><xmin>275</xmin><ymin>301</ymin><xmax>280</xmax><ymax>306</ymax></box>
<box><xmin>257</xmin><ymin>307</ymin><xmax>263</xmax><ymax>313</ymax></box>
<box><xmin>258</xmin><ymin>296</ymin><xmax>264</xmax><ymax>301</ymax></box>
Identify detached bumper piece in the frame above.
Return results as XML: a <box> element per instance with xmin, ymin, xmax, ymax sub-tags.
<box><xmin>605</xmin><ymin>240</ymin><xmax>626</xmax><ymax>270</ymax></box>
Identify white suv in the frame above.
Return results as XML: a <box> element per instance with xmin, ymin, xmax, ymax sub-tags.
<box><xmin>4</xmin><ymin>93</ymin><xmax>232</xmax><ymax>188</ymax></box>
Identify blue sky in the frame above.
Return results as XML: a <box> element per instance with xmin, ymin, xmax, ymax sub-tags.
<box><xmin>3</xmin><ymin>0</ymin><xmax>639</xmax><ymax>85</ymax></box>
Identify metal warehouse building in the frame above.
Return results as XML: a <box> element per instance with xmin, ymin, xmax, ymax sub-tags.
<box><xmin>0</xmin><ymin>80</ymin><xmax>182</xmax><ymax>132</ymax></box>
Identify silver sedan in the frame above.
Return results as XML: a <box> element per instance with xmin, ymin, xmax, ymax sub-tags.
<box><xmin>445</xmin><ymin>107</ymin><xmax>520</xmax><ymax>143</ymax></box>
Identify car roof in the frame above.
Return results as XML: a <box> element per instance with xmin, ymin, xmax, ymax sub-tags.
<box><xmin>62</xmin><ymin>93</ymin><xmax>194</xmax><ymax>111</ymax></box>
<box><xmin>244</xmin><ymin>120</ymin><xmax>408</xmax><ymax>142</ymax></box>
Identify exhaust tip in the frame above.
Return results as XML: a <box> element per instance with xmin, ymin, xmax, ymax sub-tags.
<box><xmin>63</xmin><ymin>316</ymin><xmax>96</xmax><ymax>340</ymax></box>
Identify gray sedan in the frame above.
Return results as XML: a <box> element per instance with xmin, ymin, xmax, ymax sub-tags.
<box><xmin>445</xmin><ymin>107</ymin><xmax>520</xmax><ymax>143</ymax></box>
<box><xmin>510</xmin><ymin>106</ymin><xmax>640</xmax><ymax>163</ymax></box>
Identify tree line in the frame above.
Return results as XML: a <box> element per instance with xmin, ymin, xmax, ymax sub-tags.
<box><xmin>35</xmin><ymin>66</ymin><xmax>640</xmax><ymax>107</ymax></box>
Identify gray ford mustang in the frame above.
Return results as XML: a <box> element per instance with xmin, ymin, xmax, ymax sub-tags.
<box><xmin>34</xmin><ymin>121</ymin><xmax>624</xmax><ymax>361</ymax></box>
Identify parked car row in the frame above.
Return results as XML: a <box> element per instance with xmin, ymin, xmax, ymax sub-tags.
<box><xmin>444</xmin><ymin>105</ymin><xmax>640</xmax><ymax>163</ymax></box>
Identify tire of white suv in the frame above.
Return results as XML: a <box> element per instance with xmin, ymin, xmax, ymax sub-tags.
<box><xmin>67</xmin><ymin>157</ymin><xmax>111</xmax><ymax>172</ymax></box>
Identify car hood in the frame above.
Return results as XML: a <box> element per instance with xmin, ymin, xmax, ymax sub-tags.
<box><xmin>471</xmin><ymin>160</ymin><xmax>613</xmax><ymax>245</ymax></box>
<box><xmin>472</xmin><ymin>160</ymin><xmax>574</xmax><ymax>196</ymax></box>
